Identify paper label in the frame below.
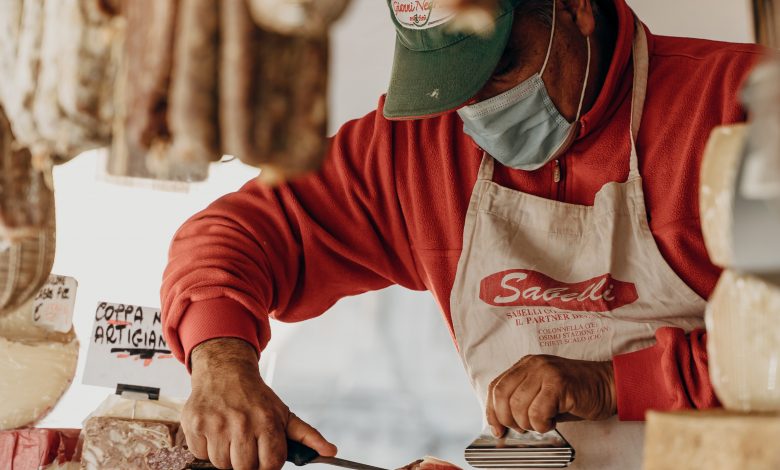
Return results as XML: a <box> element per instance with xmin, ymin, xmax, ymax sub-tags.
<box><xmin>32</xmin><ymin>275</ymin><xmax>78</xmax><ymax>333</ymax></box>
<box><xmin>82</xmin><ymin>302</ymin><xmax>191</xmax><ymax>398</ymax></box>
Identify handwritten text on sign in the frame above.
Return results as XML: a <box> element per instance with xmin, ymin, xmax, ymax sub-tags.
<box><xmin>83</xmin><ymin>302</ymin><xmax>191</xmax><ymax>398</ymax></box>
<box><xmin>32</xmin><ymin>275</ymin><xmax>78</xmax><ymax>333</ymax></box>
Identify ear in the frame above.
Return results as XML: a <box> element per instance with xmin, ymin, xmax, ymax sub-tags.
<box><xmin>563</xmin><ymin>0</ymin><xmax>596</xmax><ymax>37</ymax></box>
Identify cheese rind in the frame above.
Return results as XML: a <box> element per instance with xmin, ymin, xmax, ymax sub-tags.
<box><xmin>699</xmin><ymin>124</ymin><xmax>747</xmax><ymax>268</ymax></box>
<box><xmin>706</xmin><ymin>270</ymin><xmax>780</xmax><ymax>412</ymax></box>
<box><xmin>0</xmin><ymin>298</ymin><xmax>74</xmax><ymax>343</ymax></box>
<box><xmin>644</xmin><ymin>410</ymin><xmax>780</xmax><ymax>470</ymax></box>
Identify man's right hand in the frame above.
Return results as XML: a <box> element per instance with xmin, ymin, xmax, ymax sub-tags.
<box><xmin>183</xmin><ymin>338</ymin><xmax>338</xmax><ymax>470</ymax></box>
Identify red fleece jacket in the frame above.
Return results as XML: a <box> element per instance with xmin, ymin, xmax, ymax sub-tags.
<box><xmin>161</xmin><ymin>1</ymin><xmax>764</xmax><ymax>420</ymax></box>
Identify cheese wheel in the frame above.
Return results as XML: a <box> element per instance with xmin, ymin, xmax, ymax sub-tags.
<box><xmin>0</xmin><ymin>298</ymin><xmax>73</xmax><ymax>343</ymax></box>
<box><xmin>706</xmin><ymin>270</ymin><xmax>780</xmax><ymax>412</ymax></box>
<box><xmin>0</xmin><ymin>337</ymin><xmax>78</xmax><ymax>429</ymax></box>
<box><xmin>644</xmin><ymin>410</ymin><xmax>780</xmax><ymax>470</ymax></box>
<box><xmin>699</xmin><ymin>124</ymin><xmax>747</xmax><ymax>268</ymax></box>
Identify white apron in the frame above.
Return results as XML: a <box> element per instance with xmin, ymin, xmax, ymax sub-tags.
<box><xmin>450</xmin><ymin>22</ymin><xmax>707</xmax><ymax>470</ymax></box>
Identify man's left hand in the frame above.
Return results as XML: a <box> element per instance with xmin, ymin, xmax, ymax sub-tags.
<box><xmin>486</xmin><ymin>355</ymin><xmax>617</xmax><ymax>436</ymax></box>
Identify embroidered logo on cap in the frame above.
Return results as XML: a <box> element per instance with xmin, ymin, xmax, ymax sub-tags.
<box><xmin>392</xmin><ymin>1</ymin><xmax>454</xmax><ymax>30</ymax></box>
<box><xmin>479</xmin><ymin>270</ymin><xmax>639</xmax><ymax>312</ymax></box>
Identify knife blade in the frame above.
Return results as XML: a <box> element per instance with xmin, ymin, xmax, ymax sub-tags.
<box><xmin>154</xmin><ymin>440</ymin><xmax>389</xmax><ymax>470</ymax></box>
<box><xmin>287</xmin><ymin>440</ymin><xmax>389</xmax><ymax>470</ymax></box>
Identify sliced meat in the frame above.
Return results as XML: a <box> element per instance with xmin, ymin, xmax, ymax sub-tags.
<box><xmin>80</xmin><ymin>417</ymin><xmax>179</xmax><ymax>470</ymax></box>
<box><xmin>397</xmin><ymin>457</ymin><xmax>463</xmax><ymax>470</ymax></box>
<box><xmin>145</xmin><ymin>446</ymin><xmax>198</xmax><ymax>470</ymax></box>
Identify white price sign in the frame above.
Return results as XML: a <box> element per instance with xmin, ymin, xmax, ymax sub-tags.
<box><xmin>82</xmin><ymin>302</ymin><xmax>191</xmax><ymax>398</ymax></box>
<box><xmin>32</xmin><ymin>275</ymin><xmax>78</xmax><ymax>333</ymax></box>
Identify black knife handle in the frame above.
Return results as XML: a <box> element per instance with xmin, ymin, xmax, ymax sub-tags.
<box><xmin>286</xmin><ymin>439</ymin><xmax>320</xmax><ymax>466</ymax></box>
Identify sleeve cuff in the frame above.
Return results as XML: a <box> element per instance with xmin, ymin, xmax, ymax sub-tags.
<box><xmin>179</xmin><ymin>298</ymin><xmax>262</xmax><ymax>371</ymax></box>
<box><xmin>613</xmin><ymin>343</ymin><xmax>669</xmax><ymax>421</ymax></box>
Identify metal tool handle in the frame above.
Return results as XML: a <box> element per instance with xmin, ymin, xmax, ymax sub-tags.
<box><xmin>287</xmin><ymin>439</ymin><xmax>321</xmax><ymax>466</ymax></box>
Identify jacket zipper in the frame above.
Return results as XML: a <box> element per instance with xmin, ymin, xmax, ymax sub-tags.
<box><xmin>553</xmin><ymin>159</ymin><xmax>565</xmax><ymax>200</ymax></box>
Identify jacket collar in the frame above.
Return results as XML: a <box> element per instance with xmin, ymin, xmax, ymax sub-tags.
<box><xmin>578</xmin><ymin>0</ymin><xmax>651</xmax><ymax>139</ymax></box>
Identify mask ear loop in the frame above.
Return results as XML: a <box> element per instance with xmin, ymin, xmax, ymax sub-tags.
<box><xmin>574</xmin><ymin>36</ymin><xmax>592</xmax><ymax>121</ymax></box>
<box><xmin>539</xmin><ymin>0</ymin><xmax>556</xmax><ymax>77</ymax></box>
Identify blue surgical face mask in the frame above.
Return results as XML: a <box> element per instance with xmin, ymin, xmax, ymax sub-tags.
<box><xmin>457</xmin><ymin>1</ymin><xmax>591</xmax><ymax>171</ymax></box>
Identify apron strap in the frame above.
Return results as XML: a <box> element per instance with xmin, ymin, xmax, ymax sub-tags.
<box><xmin>477</xmin><ymin>153</ymin><xmax>495</xmax><ymax>181</ymax></box>
<box><xmin>628</xmin><ymin>18</ymin><xmax>650</xmax><ymax>179</ymax></box>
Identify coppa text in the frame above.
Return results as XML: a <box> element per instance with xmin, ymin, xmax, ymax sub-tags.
<box><xmin>92</xmin><ymin>303</ymin><xmax>168</xmax><ymax>349</ymax></box>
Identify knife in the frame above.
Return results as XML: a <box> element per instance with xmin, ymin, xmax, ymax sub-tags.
<box><xmin>286</xmin><ymin>440</ymin><xmax>388</xmax><ymax>470</ymax></box>
<box><xmin>171</xmin><ymin>440</ymin><xmax>388</xmax><ymax>470</ymax></box>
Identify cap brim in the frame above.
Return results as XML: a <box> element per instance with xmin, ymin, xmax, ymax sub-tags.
<box><xmin>383</xmin><ymin>11</ymin><xmax>515</xmax><ymax>120</ymax></box>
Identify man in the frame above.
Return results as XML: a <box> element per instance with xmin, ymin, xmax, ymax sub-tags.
<box><xmin>161</xmin><ymin>0</ymin><xmax>763</xmax><ymax>469</ymax></box>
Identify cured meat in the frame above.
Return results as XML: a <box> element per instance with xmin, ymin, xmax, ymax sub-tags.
<box><xmin>0</xmin><ymin>1</ymin><xmax>24</xmax><ymax>103</ymax></box>
<box><xmin>0</xmin><ymin>223</ymin><xmax>56</xmax><ymax>316</ymax></box>
<box><xmin>0</xmin><ymin>108</ymin><xmax>54</xmax><ymax>237</ymax></box>
<box><xmin>218</xmin><ymin>0</ymin><xmax>256</xmax><ymax>167</ymax></box>
<box><xmin>58</xmin><ymin>0</ymin><xmax>121</xmax><ymax>130</ymax></box>
<box><xmin>0</xmin><ymin>0</ymin><xmax>118</xmax><ymax>162</ymax></box>
<box><xmin>1</xmin><ymin>0</ymin><xmax>45</xmax><ymax>151</ymax></box>
<box><xmin>32</xmin><ymin>0</ymin><xmax>118</xmax><ymax>159</ymax></box>
<box><xmin>0</xmin><ymin>111</ymin><xmax>55</xmax><ymax>314</ymax></box>
<box><xmin>220</xmin><ymin>0</ymin><xmax>330</xmax><ymax>183</ymax></box>
<box><xmin>145</xmin><ymin>446</ymin><xmax>198</xmax><ymax>470</ymax></box>
<box><xmin>0</xmin><ymin>428</ymin><xmax>81</xmax><ymax>470</ymax></box>
<box><xmin>80</xmin><ymin>417</ymin><xmax>180</xmax><ymax>470</ymax></box>
<box><xmin>111</xmin><ymin>0</ymin><xmax>221</xmax><ymax>182</ymax></box>
<box><xmin>159</xmin><ymin>0</ymin><xmax>221</xmax><ymax>181</ymax></box>
<box><xmin>108</xmin><ymin>0</ymin><xmax>177</xmax><ymax>179</ymax></box>
<box><xmin>247</xmin><ymin>0</ymin><xmax>351</xmax><ymax>37</ymax></box>
<box><xmin>397</xmin><ymin>457</ymin><xmax>463</xmax><ymax>470</ymax></box>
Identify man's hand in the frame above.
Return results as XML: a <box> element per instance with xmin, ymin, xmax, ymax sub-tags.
<box><xmin>486</xmin><ymin>355</ymin><xmax>617</xmax><ymax>436</ymax></box>
<box><xmin>183</xmin><ymin>338</ymin><xmax>337</xmax><ymax>470</ymax></box>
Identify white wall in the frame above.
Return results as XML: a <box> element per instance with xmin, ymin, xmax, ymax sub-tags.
<box><xmin>40</xmin><ymin>0</ymin><xmax>753</xmax><ymax>468</ymax></box>
<box><xmin>630</xmin><ymin>0</ymin><xmax>753</xmax><ymax>43</ymax></box>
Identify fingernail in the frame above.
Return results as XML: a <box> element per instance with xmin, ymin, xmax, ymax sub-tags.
<box><xmin>491</xmin><ymin>426</ymin><xmax>500</xmax><ymax>437</ymax></box>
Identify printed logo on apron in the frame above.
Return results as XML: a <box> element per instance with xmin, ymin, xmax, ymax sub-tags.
<box><xmin>480</xmin><ymin>269</ymin><xmax>639</xmax><ymax>351</ymax></box>
<box><xmin>480</xmin><ymin>269</ymin><xmax>639</xmax><ymax>310</ymax></box>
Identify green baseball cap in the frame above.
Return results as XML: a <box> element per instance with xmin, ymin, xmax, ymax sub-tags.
<box><xmin>384</xmin><ymin>0</ymin><xmax>524</xmax><ymax>120</ymax></box>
